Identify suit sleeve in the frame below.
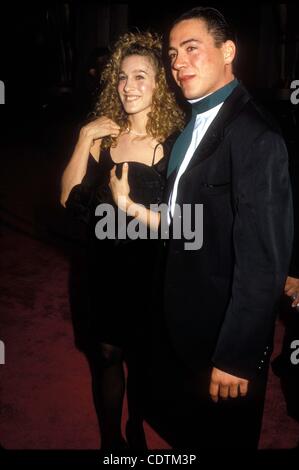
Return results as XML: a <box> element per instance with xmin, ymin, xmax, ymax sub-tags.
<box><xmin>212</xmin><ymin>130</ymin><xmax>294</xmax><ymax>379</ymax></box>
<box><xmin>288</xmin><ymin>150</ymin><xmax>299</xmax><ymax>277</ymax></box>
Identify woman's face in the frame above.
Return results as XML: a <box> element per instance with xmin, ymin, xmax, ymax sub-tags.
<box><xmin>117</xmin><ymin>54</ymin><xmax>157</xmax><ymax>116</ymax></box>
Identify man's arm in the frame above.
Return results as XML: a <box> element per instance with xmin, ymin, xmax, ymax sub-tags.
<box><xmin>109</xmin><ymin>163</ymin><xmax>161</xmax><ymax>231</ymax></box>
<box><xmin>285</xmin><ymin>147</ymin><xmax>299</xmax><ymax>309</ymax></box>
<box><xmin>211</xmin><ymin>129</ymin><xmax>293</xmax><ymax>387</ymax></box>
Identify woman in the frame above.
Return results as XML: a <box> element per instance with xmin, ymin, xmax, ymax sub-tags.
<box><xmin>61</xmin><ymin>31</ymin><xmax>184</xmax><ymax>450</ymax></box>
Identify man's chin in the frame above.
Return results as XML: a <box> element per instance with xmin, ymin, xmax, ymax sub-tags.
<box><xmin>180</xmin><ymin>85</ymin><xmax>203</xmax><ymax>100</ymax></box>
<box><xmin>183</xmin><ymin>91</ymin><xmax>200</xmax><ymax>100</ymax></box>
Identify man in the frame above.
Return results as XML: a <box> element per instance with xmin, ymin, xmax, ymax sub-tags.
<box><xmin>163</xmin><ymin>6</ymin><xmax>294</xmax><ymax>449</ymax></box>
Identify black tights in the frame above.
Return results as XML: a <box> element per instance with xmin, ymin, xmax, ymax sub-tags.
<box><xmin>87</xmin><ymin>342</ymin><xmax>145</xmax><ymax>449</ymax></box>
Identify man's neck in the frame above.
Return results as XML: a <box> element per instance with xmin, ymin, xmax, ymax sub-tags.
<box><xmin>188</xmin><ymin>75</ymin><xmax>236</xmax><ymax>104</ymax></box>
<box><xmin>188</xmin><ymin>78</ymin><xmax>239</xmax><ymax>116</ymax></box>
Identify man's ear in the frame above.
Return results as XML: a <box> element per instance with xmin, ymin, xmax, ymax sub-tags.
<box><xmin>223</xmin><ymin>40</ymin><xmax>236</xmax><ymax>65</ymax></box>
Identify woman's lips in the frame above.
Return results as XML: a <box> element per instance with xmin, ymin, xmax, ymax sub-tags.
<box><xmin>124</xmin><ymin>95</ymin><xmax>140</xmax><ymax>102</ymax></box>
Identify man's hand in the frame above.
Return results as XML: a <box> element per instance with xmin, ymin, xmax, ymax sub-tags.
<box><xmin>109</xmin><ymin>163</ymin><xmax>132</xmax><ymax>212</ymax></box>
<box><xmin>284</xmin><ymin>276</ymin><xmax>299</xmax><ymax>308</ymax></box>
<box><xmin>209</xmin><ymin>367</ymin><xmax>249</xmax><ymax>402</ymax></box>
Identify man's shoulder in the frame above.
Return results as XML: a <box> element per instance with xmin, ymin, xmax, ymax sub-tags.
<box><xmin>222</xmin><ymin>85</ymin><xmax>287</xmax><ymax>155</ymax></box>
<box><xmin>231</xmin><ymin>84</ymin><xmax>281</xmax><ymax>134</ymax></box>
<box><xmin>243</xmin><ymin>98</ymin><xmax>281</xmax><ymax>133</ymax></box>
<box><xmin>226</xmin><ymin>100</ymin><xmax>282</xmax><ymax>150</ymax></box>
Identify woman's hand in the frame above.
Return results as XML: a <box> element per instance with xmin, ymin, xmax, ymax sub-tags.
<box><xmin>79</xmin><ymin>117</ymin><xmax>120</xmax><ymax>145</ymax></box>
<box><xmin>109</xmin><ymin>163</ymin><xmax>132</xmax><ymax>212</ymax></box>
<box><xmin>61</xmin><ymin>117</ymin><xmax>120</xmax><ymax>208</ymax></box>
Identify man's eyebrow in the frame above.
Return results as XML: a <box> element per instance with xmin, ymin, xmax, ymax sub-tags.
<box><xmin>168</xmin><ymin>39</ymin><xmax>201</xmax><ymax>51</ymax></box>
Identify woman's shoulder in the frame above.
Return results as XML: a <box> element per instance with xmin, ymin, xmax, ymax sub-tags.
<box><xmin>89</xmin><ymin>138</ymin><xmax>102</xmax><ymax>162</ymax></box>
<box><xmin>83</xmin><ymin>145</ymin><xmax>109</xmax><ymax>186</ymax></box>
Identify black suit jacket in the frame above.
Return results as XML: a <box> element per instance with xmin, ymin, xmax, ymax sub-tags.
<box><xmin>163</xmin><ymin>84</ymin><xmax>294</xmax><ymax>380</ymax></box>
<box><xmin>288</xmin><ymin>138</ymin><xmax>299</xmax><ymax>278</ymax></box>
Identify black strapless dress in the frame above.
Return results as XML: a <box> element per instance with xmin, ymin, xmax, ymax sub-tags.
<box><xmin>66</xmin><ymin>139</ymin><xmax>172</xmax><ymax>350</ymax></box>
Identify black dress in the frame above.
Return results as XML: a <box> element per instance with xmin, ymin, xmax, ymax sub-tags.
<box><xmin>66</xmin><ymin>138</ymin><xmax>173</xmax><ymax>351</ymax></box>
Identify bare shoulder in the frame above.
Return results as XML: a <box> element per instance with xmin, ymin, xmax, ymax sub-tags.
<box><xmin>153</xmin><ymin>140</ymin><xmax>164</xmax><ymax>163</ymax></box>
<box><xmin>89</xmin><ymin>139</ymin><xmax>102</xmax><ymax>162</ymax></box>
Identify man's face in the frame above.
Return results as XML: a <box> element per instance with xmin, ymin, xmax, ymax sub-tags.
<box><xmin>168</xmin><ymin>18</ymin><xmax>234</xmax><ymax>100</ymax></box>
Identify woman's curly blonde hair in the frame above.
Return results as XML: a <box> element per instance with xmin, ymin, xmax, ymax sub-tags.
<box><xmin>92</xmin><ymin>31</ymin><xmax>185</xmax><ymax>148</ymax></box>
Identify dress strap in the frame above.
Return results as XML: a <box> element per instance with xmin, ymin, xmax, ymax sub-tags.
<box><xmin>151</xmin><ymin>142</ymin><xmax>163</xmax><ymax>166</ymax></box>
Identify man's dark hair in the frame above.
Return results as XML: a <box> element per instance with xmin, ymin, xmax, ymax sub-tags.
<box><xmin>172</xmin><ymin>6</ymin><xmax>235</xmax><ymax>46</ymax></box>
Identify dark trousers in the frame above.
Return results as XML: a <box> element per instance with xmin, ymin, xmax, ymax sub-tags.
<box><xmin>178</xmin><ymin>365</ymin><xmax>268</xmax><ymax>449</ymax></box>
<box><xmin>145</xmin><ymin>316</ymin><xmax>268</xmax><ymax>450</ymax></box>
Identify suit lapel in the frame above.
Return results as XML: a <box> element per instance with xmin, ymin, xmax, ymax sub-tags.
<box><xmin>186</xmin><ymin>84</ymin><xmax>251</xmax><ymax>172</ymax></box>
<box><xmin>164</xmin><ymin>169</ymin><xmax>177</xmax><ymax>203</ymax></box>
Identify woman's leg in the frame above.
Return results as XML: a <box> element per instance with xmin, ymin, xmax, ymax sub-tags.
<box><xmin>87</xmin><ymin>342</ymin><xmax>126</xmax><ymax>449</ymax></box>
<box><xmin>125</xmin><ymin>346</ymin><xmax>148</xmax><ymax>450</ymax></box>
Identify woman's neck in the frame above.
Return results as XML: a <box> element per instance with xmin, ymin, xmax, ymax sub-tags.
<box><xmin>128</xmin><ymin>112</ymin><xmax>148</xmax><ymax>136</ymax></box>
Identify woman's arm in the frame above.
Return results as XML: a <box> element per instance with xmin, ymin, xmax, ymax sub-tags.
<box><xmin>60</xmin><ymin>117</ymin><xmax>120</xmax><ymax>207</ymax></box>
<box><xmin>109</xmin><ymin>163</ymin><xmax>161</xmax><ymax>231</ymax></box>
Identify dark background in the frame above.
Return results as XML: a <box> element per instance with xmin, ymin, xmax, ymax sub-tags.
<box><xmin>1</xmin><ymin>1</ymin><xmax>299</xmax><ymax>111</ymax></box>
<box><xmin>1</xmin><ymin>0</ymin><xmax>298</xmax><ymax>249</ymax></box>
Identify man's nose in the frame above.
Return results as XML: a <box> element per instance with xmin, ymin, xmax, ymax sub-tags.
<box><xmin>172</xmin><ymin>53</ymin><xmax>187</xmax><ymax>70</ymax></box>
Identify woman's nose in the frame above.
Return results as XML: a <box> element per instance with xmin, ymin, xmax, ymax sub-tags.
<box><xmin>123</xmin><ymin>79</ymin><xmax>134</xmax><ymax>92</ymax></box>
